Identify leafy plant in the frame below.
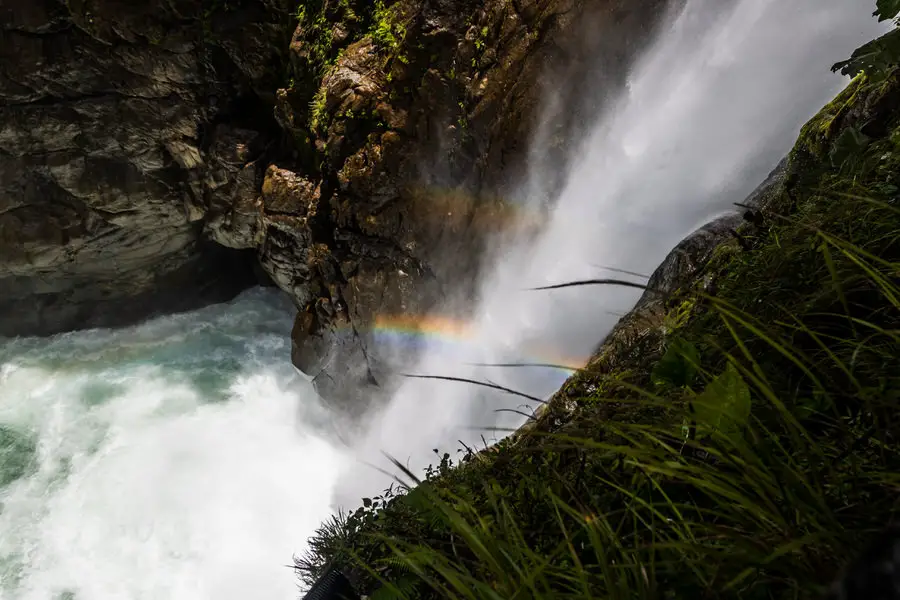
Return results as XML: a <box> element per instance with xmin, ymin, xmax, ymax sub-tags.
<box><xmin>692</xmin><ymin>362</ymin><xmax>751</xmax><ymax>440</ymax></box>
<box><xmin>832</xmin><ymin>28</ymin><xmax>900</xmax><ymax>78</ymax></box>
<box><xmin>832</xmin><ymin>0</ymin><xmax>900</xmax><ymax>77</ymax></box>
<box><xmin>372</xmin><ymin>0</ymin><xmax>406</xmax><ymax>54</ymax></box>
<box><xmin>651</xmin><ymin>338</ymin><xmax>700</xmax><ymax>389</ymax></box>
<box><xmin>876</xmin><ymin>0</ymin><xmax>900</xmax><ymax>21</ymax></box>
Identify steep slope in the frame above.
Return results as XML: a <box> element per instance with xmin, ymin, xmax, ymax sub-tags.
<box><xmin>296</xmin><ymin>63</ymin><xmax>900</xmax><ymax>600</ymax></box>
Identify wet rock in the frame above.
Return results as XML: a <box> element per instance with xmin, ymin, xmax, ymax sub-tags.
<box><xmin>1</xmin><ymin>0</ymin><xmax>671</xmax><ymax>414</ymax></box>
<box><xmin>515</xmin><ymin>157</ymin><xmax>791</xmax><ymax>439</ymax></box>
<box><xmin>265</xmin><ymin>0</ymin><xmax>670</xmax><ymax>407</ymax></box>
<box><xmin>0</xmin><ymin>0</ymin><xmax>292</xmax><ymax>337</ymax></box>
<box><xmin>631</xmin><ymin>157</ymin><xmax>789</xmax><ymax>312</ymax></box>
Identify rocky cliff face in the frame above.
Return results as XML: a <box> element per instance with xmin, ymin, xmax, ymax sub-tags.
<box><xmin>228</xmin><ymin>0</ymin><xmax>669</xmax><ymax>407</ymax></box>
<box><xmin>1</xmin><ymin>0</ymin><xmax>667</xmax><ymax>408</ymax></box>
<box><xmin>0</xmin><ymin>0</ymin><xmax>292</xmax><ymax>336</ymax></box>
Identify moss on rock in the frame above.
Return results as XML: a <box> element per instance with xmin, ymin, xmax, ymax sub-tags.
<box><xmin>263</xmin><ymin>0</ymin><xmax>672</xmax><ymax>405</ymax></box>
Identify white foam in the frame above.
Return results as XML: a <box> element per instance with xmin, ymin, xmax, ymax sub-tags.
<box><xmin>0</xmin><ymin>290</ymin><xmax>346</xmax><ymax>600</ymax></box>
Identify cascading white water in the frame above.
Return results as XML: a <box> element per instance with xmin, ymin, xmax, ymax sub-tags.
<box><xmin>0</xmin><ymin>289</ymin><xmax>347</xmax><ymax>600</ymax></box>
<box><xmin>331</xmin><ymin>0</ymin><xmax>889</xmax><ymax>507</ymax></box>
<box><xmin>0</xmin><ymin>2</ymin><xmax>890</xmax><ymax>597</ymax></box>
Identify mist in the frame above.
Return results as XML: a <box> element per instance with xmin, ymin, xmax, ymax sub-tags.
<box><xmin>330</xmin><ymin>0</ymin><xmax>888</xmax><ymax>508</ymax></box>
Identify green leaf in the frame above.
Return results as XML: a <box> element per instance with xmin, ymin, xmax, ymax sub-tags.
<box><xmin>693</xmin><ymin>363</ymin><xmax>752</xmax><ymax>437</ymax></box>
<box><xmin>832</xmin><ymin>27</ymin><xmax>900</xmax><ymax>78</ymax></box>
<box><xmin>830</xmin><ymin>126</ymin><xmax>872</xmax><ymax>168</ymax></box>
<box><xmin>363</xmin><ymin>497</ymin><xmax>373</xmax><ymax>508</ymax></box>
<box><xmin>369</xmin><ymin>575</ymin><xmax>420</xmax><ymax>600</ymax></box>
<box><xmin>651</xmin><ymin>338</ymin><xmax>701</xmax><ymax>389</ymax></box>
<box><xmin>876</xmin><ymin>0</ymin><xmax>900</xmax><ymax>21</ymax></box>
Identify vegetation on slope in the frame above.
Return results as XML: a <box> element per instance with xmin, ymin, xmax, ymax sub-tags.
<box><xmin>288</xmin><ymin>0</ymin><xmax>423</xmax><ymax>136</ymax></box>
<box><xmin>296</xmin><ymin>8</ymin><xmax>900</xmax><ymax>599</ymax></box>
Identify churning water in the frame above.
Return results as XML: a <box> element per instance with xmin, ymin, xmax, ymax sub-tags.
<box><xmin>0</xmin><ymin>1</ymin><xmax>890</xmax><ymax>597</ymax></box>
<box><xmin>0</xmin><ymin>289</ymin><xmax>346</xmax><ymax>599</ymax></box>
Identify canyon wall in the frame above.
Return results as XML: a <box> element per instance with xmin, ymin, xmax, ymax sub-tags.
<box><xmin>1</xmin><ymin>0</ymin><xmax>668</xmax><ymax>406</ymax></box>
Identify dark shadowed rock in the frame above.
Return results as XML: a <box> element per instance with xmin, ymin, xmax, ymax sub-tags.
<box><xmin>0</xmin><ymin>0</ymin><xmax>293</xmax><ymax>337</ymax></box>
<box><xmin>632</xmin><ymin>156</ymin><xmax>790</xmax><ymax>312</ymax></box>
<box><xmin>1</xmin><ymin>0</ymin><xmax>673</xmax><ymax>414</ymax></box>
<box><xmin>515</xmin><ymin>157</ymin><xmax>791</xmax><ymax>437</ymax></box>
<box><xmin>264</xmin><ymin>0</ymin><xmax>671</xmax><ymax>408</ymax></box>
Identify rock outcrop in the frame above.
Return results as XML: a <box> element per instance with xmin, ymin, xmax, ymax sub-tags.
<box><xmin>217</xmin><ymin>0</ymin><xmax>671</xmax><ymax>407</ymax></box>
<box><xmin>511</xmin><ymin>155</ymin><xmax>791</xmax><ymax>438</ymax></box>
<box><xmin>1</xmin><ymin>0</ymin><xmax>669</xmax><ymax>410</ymax></box>
<box><xmin>0</xmin><ymin>0</ymin><xmax>293</xmax><ymax>336</ymax></box>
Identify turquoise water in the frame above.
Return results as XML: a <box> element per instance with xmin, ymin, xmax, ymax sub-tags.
<box><xmin>0</xmin><ymin>289</ymin><xmax>347</xmax><ymax>600</ymax></box>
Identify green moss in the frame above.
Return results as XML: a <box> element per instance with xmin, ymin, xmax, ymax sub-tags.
<box><xmin>792</xmin><ymin>74</ymin><xmax>867</xmax><ymax>161</ymax></box>
<box><xmin>709</xmin><ymin>237</ymin><xmax>741</xmax><ymax>266</ymax></box>
<box><xmin>474</xmin><ymin>24</ymin><xmax>490</xmax><ymax>52</ymax></box>
<box><xmin>309</xmin><ymin>84</ymin><xmax>329</xmax><ymax>133</ymax></box>
<box><xmin>371</xmin><ymin>0</ymin><xmax>405</xmax><ymax>52</ymax></box>
<box><xmin>290</xmin><ymin>0</ymin><xmax>378</xmax><ymax>129</ymax></box>
<box><xmin>297</xmin><ymin>1</ymin><xmax>338</xmax><ymax>80</ymax></box>
<box><xmin>456</xmin><ymin>100</ymin><xmax>468</xmax><ymax>130</ymax></box>
<box><xmin>369</xmin><ymin>0</ymin><xmax>412</xmax><ymax>71</ymax></box>
<box><xmin>338</xmin><ymin>0</ymin><xmax>360</xmax><ymax>22</ymax></box>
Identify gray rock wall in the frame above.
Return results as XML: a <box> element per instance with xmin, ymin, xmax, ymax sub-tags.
<box><xmin>0</xmin><ymin>0</ymin><xmax>292</xmax><ymax>336</ymax></box>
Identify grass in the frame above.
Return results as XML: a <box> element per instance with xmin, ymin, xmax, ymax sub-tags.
<box><xmin>294</xmin><ymin>41</ymin><xmax>900</xmax><ymax>600</ymax></box>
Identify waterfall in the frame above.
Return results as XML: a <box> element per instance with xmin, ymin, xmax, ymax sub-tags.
<box><xmin>330</xmin><ymin>0</ymin><xmax>887</xmax><ymax>508</ymax></box>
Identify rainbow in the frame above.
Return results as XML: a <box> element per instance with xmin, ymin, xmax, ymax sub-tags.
<box><xmin>355</xmin><ymin>314</ymin><xmax>588</xmax><ymax>373</ymax></box>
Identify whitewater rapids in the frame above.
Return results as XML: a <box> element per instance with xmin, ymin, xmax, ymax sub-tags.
<box><xmin>0</xmin><ymin>289</ymin><xmax>345</xmax><ymax>600</ymax></box>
